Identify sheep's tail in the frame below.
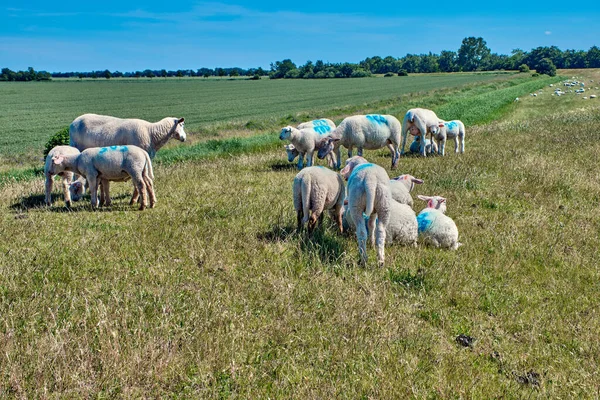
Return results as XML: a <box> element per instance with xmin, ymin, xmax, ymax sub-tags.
<box><xmin>365</xmin><ymin>183</ymin><xmax>376</xmax><ymax>217</ymax></box>
<box><xmin>301</xmin><ymin>176</ymin><xmax>311</xmax><ymax>224</ymax></box>
<box><xmin>144</xmin><ymin>151</ymin><xmax>154</xmax><ymax>180</ymax></box>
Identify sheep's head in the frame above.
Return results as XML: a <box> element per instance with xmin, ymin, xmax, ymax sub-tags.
<box><xmin>392</xmin><ymin>174</ymin><xmax>424</xmax><ymax>192</ymax></box>
<box><xmin>317</xmin><ymin>137</ymin><xmax>339</xmax><ymax>159</ymax></box>
<box><xmin>172</xmin><ymin>117</ymin><xmax>186</xmax><ymax>142</ymax></box>
<box><xmin>417</xmin><ymin>195</ymin><xmax>447</xmax><ymax>214</ymax></box>
<box><xmin>49</xmin><ymin>154</ymin><xmax>66</xmax><ymax>174</ymax></box>
<box><xmin>69</xmin><ymin>180</ymin><xmax>85</xmax><ymax>202</ymax></box>
<box><xmin>279</xmin><ymin>126</ymin><xmax>293</xmax><ymax>141</ymax></box>
<box><xmin>340</xmin><ymin>156</ymin><xmax>368</xmax><ymax>180</ymax></box>
<box><xmin>284</xmin><ymin>144</ymin><xmax>298</xmax><ymax>162</ymax></box>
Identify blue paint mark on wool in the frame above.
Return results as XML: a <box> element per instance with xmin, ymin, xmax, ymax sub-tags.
<box><xmin>417</xmin><ymin>211</ymin><xmax>435</xmax><ymax>233</ymax></box>
<box><xmin>99</xmin><ymin>145</ymin><xmax>129</xmax><ymax>155</ymax></box>
<box><xmin>445</xmin><ymin>121</ymin><xmax>458</xmax><ymax>130</ymax></box>
<box><xmin>314</xmin><ymin>125</ymin><xmax>331</xmax><ymax>134</ymax></box>
<box><xmin>313</xmin><ymin>119</ymin><xmax>328</xmax><ymax>127</ymax></box>
<box><xmin>347</xmin><ymin>163</ymin><xmax>374</xmax><ymax>187</ymax></box>
<box><xmin>366</xmin><ymin>115</ymin><xmax>387</xmax><ymax>125</ymax></box>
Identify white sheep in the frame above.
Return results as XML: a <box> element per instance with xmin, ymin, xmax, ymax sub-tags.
<box><xmin>389</xmin><ymin>174</ymin><xmax>424</xmax><ymax>207</ymax></box>
<box><xmin>280</xmin><ymin>126</ymin><xmax>333</xmax><ymax>169</ymax></box>
<box><xmin>284</xmin><ymin>143</ymin><xmax>335</xmax><ymax>168</ymax></box>
<box><xmin>44</xmin><ymin>145</ymin><xmax>80</xmax><ymax>207</ymax></box>
<box><xmin>429</xmin><ymin>119</ymin><xmax>466</xmax><ymax>156</ymax></box>
<box><xmin>69</xmin><ymin>114</ymin><xmax>186</xmax><ymax>158</ymax></box>
<box><xmin>48</xmin><ymin>145</ymin><xmax>156</xmax><ymax>210</ymax></box>
<box><xmin>416</xmin><ymin>195</ymin><xmax>461</xmax><ymax>250</ymax></box>
<box><xmin>341</xmin><ymin>156</ymin><xmax>392</xmax><ymax>266</ymax></box>
<box><xmin>293</xmin><ymin>166</ymin><xmax>345</xmax><ymax>233</ymax></box>
<box><xmin>409</xmin><ymin>136</ymin><xmax>438</xmax><ymax>155</ymax></box>
<box><xmin>296</xmin><ymin>118</ymin><xmax>336</xmax><ymax>132</ymax></box>
<box><xmin>316</xmin><ymin>114</ymin><xmax>402</xmax><ymax>169</ymax></box>
<box><xmin>400</xmin><ymin>108</ymin><xmax>443</xmax><ymax>157</ymax></box>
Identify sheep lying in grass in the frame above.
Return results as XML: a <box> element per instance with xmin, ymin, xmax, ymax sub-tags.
<box><xmin>429</xmin><ymin>120</ymin><xmax>465</xmax><ymax>156</ymax></box>
<box><xmin>48</xmin><ymin>145</ymin><xmax>156</xmax><ymax>210</ymax></box>
<box><xmin>317</xmin><ymin>114</ymin><xmax>402</xmax><ymax>170</ymax></box>
<box><xmin>280</xmin><ymin>126</ymin><xmax>333</xmax><ymax>169</ymax></box>
<box><xmin>341</xmin><ymin>156</ymin><xmax>392</xmax><ymax>266</ymax></box>
<box><xmin>409</xmin><ymin>136</ymin><xmax>438</xmax><ymax>154</ymax></box>
<box><xmin>416</xmin><ymin>195</ymin><xmax>461</xmax><ymax>250</ymax></box>
<box><xmin>401</xmin><ymin>108</ymin><xmax>443</xmax><ymax>157</ymax></box>
<box><xmin>69</xmin><ymin>114</ymin><xmax>186</xmax><ymax>158</ymax></box>
<box><xmin>389</xmin><ymin>174</ymin><xmax>424</xmax><ymax>207</ymax></box>
<box><xmin>44</xmin><ymin>145</ymin><xmax>81</xmax><ymax>207</ymax></box>
<box><xmin>293</xmin><ymin>166</ymin><xmax>345</xmax><ymax>233</ymax></box>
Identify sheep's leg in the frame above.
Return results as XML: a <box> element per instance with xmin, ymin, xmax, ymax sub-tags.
<box><xmin>131</xmin><ymin>175</ymin><xmax>147</xmax><ymax>211</ymax></box>
<box><xmin>306</xmin><ymin>151</ymin><xmax>314</xmax><ymax>167</ymax></box>
<box><xmin>130</xmin><ymin>186</ymin><xmax>140</xmax><ymax>205</ymax></box>
<box><xmin>87</xmin><ymin>175</ymin><xmax>99</xmax><ymax>209</ymax></box>
<box><xmin>45</xmin><ymin>173</ymin><xmax>54</xmax><ymax>206</ymax></box>
<box><xmin>333</xmin><ymin>204</ymin><xmax>344</xmax><ymax>234</ymax></box>
<box><xmin>375</xmin><ymin>219</ymin><xmax>387</xmax><ymax>267</ymax></box>
<box><xmin>347</xmin><ymin>146</ymin><xmax>353</xmax><ymax>158</ymax></box>
<box><xmin>307</xmin><ymin>211</ymin><xmax>321</xmax><ymax>234</ymax></box>
<box><xmin>297</xmin><ymin>153</ymin><xmax>304</xmax><ymax>170</ymax></box>
<box><xmin>459</xmin><ymin>135</ymin><xmax>465</xmax><ymax>154</ymax></box>
<box><xmin>144</xmin><ymin>176</ymin><xmax>156</xmax><ymax>208</ymax></box>
<box><xmin>351</xmin><ymin>207</ymin><xmax>368</xmax><ymax>264</ymax></box>
<box><xmin>386</xmin><ymin>142</ymin><xmax>397</xmax><ymax>169</ymax></box>
<box><xmin>440</xmin><ymin>138</ymin><xmax>446</xmax><ymax>156</ymax></box>
<box><xmin>99</xmin><ymin>180</ymin><xmax>111</xmax><ymax>206</ymax></box>
<box><xmin>357</xmin><ymin>148</ymin><xmax>363</xmax><ymax>157</ymax></box>
<box><xmin>297</xmin><ymin>210</ymin><xmax>304</xmax><ymax>231</ymax></box>
<box><xmin>367</xmin><ymin>214</ymin><xmax>376</xmax><ymax>247</ymax></box>
<box><xmin>454</xmin><ymin>136</ymin><xmax>460</xmax><ymax>154</ymax></box>
<box><xmin>335</xmin><ymin>146</ymin><xmax>342</xmax><ymax>170</ymax></box>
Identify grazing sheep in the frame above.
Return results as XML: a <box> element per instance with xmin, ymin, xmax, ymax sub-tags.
<box><xmin>409</xmin><ymin>136</ymin><xmax>438</xmax><ymax>154</ymax></box>
<box><xmin>400</xmin><ymin>108</ymin><xmax>443</xmax><ymax>157</ymax></box>
<box><xmin>292</xmin><ymin>166</ymin><xmax>345</xmax><ymax>233</ymax></box>
<box><xmin>341</xmin><ymin>156</ymin><xmax>392</xmax><ymax>266</ymax></box>
<box><xmin>284</xmin><ymin>143</ymin><xmax>335</xmax><ymax>168</ymax></box>
<box><xmin>48</xmin><ymin>145</ymin><xmax>156</xmax><ymax>210</ymax></box>
<box><xmin>317</xmin><ymin>114</ymin><xmax>402</xmax><ymax>170</ymax></box>
<box><xmin>44</xmin><ymin>145</ymin><xmax>80</xmax><ymax>207</ymax></box>
<box><xmin>429</xmin><ymin>119</ymin><xmax>466</xmax><ymax>156</ymax></box>
<box><xmin>297</xmin><ymin>118</ymin><xmax>336</xmax><ymax>133</ymax></box>
<box><xmin>389</xmin><ymin>174</ymin><xmax>424</xmax><ymax>207</ymax></box>
<box><xmin>68</xmin><ymin>175</ymin><xmax>86</xmax><ymax>202</ymax></box>
<box><xmin>416</xmin><ymin>195</ymin><xmax>461</xmax><ymax>250</ymax></box>
<box><xmin>280</xmin><ymin>126</ymin><xmax>333</xmax><ymax>170</ymax></box>
<box><xmin>69</xmin><ymin>114</ymin><xmax>186</xmax><ymax>158</ymax></box>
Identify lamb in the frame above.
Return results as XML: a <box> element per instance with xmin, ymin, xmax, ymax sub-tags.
<box><xmin>48</xmin><ymin>145</ymin><xmax>156</xmax><ymax>210</ymax></box>
<box><xmin>280</xmin><ymin>125</ymin><xmax>333</xmax><ymax>169</ymax></box>
<box><xmin>341</xmin><ymin>156</ymin><xmax>392</xmax><ymax>266</ymax></box>
<box><xmin>389</xmin><ymin>174</ymin><xmax>424</xmax><ymax>207</ymax></box>
<box><xmin>316</xmin><ymin>114</ymin><xmax>402</xmax><ymax>170</ymax></box>
<box><xmin>284</xmin><ymin>143</ymin><xmax>335</xmax><ymax>168</ymax></box>
<box><xmin>409</xmin><ymin>136</ymin><xmax>438</xmax><ymax>155</ymax></box>
<box><xmin>429</xmin><ymin>119</ymin><xmax>466</xmax><ymax>156</ymax></box>
<box><xmin>44</xmin><ymin>145</ymin><xmax>81</xmax><ymax>207</ymax></box>
<box><xmin>69</xmin><ymin>114</ymin><xmax>186</xmax><ymax>158</ymax></box>
<box><xmin>400</xmin><ymin>108</ymin><xmax>444</xmax><ymax>157</ymax></box>
<box><xmin>416</xmin><ymin>195</ymin><xmax>461</xmax><ymax>250</ymax></box>
<box><xmin>292</xmin><ymin>166</ymin><xmax>345</xmax><ymax>233</ymax></box>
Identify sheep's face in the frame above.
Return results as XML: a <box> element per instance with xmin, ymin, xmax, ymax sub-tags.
<box><xmin>279</xmin><ymin>127</ymin><xmax>293</xmax><ymax>141</ymax></box>
<box><xmin>172</xmin><ymin>118</ymin><xmax>186</xmax><ymax>142</ymax></box>
<box><xmin>341</xmin><ymin>156</ymin><xmax>368</xmax><ymax>180</ymax></box>
<box><xmin>49</xmin><ymin>155</ymin><xmax>67</xmax><ymax>175</ymax></box>
<box><xmin>285</xmin><ymin>144</ymin><xmax>298</xmax><ymax>162</ymax></box>
<box><xmin>317</xmin><ymin>137</ymin><xmax>338</xmax><ymax>159</ymax></box>
<box><xmin>69</xmin><ymin>180</ymin><xmax>85</xmax><ymax>202</ymax></box>
<box><xmin>408</xmin><ymin>125</ymin><xmax>421</xmax><ymax>136</ymax></box>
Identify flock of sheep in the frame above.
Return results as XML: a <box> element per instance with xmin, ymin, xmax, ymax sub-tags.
<box><xmin>43</xmin><ymin>107</ymin><xmax>464</xmax><ymax>265</ymax></box>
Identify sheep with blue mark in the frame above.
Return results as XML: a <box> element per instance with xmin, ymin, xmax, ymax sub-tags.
<box><xmin>429</xmin><ymin>119</ymin><xmax>466</xmax><ymax>156</ymax></box>
<box><xmin>48</xmin><ymin>145</ymin><xmax>156</xmax><ymax>210</ymax></box>
<box><xmin>341</xmin><ymin>156</ymin><xmax>392</xmax><ymax>266</ymax></box>
<box><xmin>400</xmin><ymin>108</ymin><xmax>444</xmax><ymax>157</ymax></box>
<box><xmin>293</xmin><ymin>166</ymin><xmax>345</xmax><ymax>233</ymax></box>
<box><xmin>389</xmin><ymin>174</ymin><xmax>424</xmax><ymax>207</ymax></box>
<box><xmin>416</xmin><ymin>195</ymin><xmax>461</xmax><ymax>249</ymax></box>
<box><xmin>280</xmin><ymin>125</ymin><xmax>334</xmax><ymax>170</ymax></box>
<box><xmin>296</xmin><ymin>118</ymin><xmax>336</xmax><ymax>132</ymax></box>
<box><xmin>44</xmin><ymin>145</ymin><xmax>81</xmax><ymax>207</ymax></box>
<box><xmin>317</xmin><ymin>114</ymin><xmax>402</xmax><ymax>170</ymax></box>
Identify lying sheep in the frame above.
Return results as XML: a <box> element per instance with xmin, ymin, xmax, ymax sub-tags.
<box><xmin>409</xmin><ymin>136</ymin><xmax>438</xmax><ymax>155</ymax></box>
<box><xmin>416</xmin><ymin>195</ymin><xmax>461</xmax><ymax>250</ymax></box>
<box><xmin>297</xmin><ymin>118</ymin><xmax>336</xmax><ymax>133</ymax></box>
<box><xmin>341</xmin><ymin>156</ymin><xmax>392</xmax><ymax>266</ymax></box>
<box><xmin>69</xmin><ymin>114</ymin><xmax>186</xmax><ymax>158</ymax></box>
<box><xmin>293</xmin><ymin>166</ymin><xmax>345</xmax><ymax>233</ymax></box>
<box><xmin>317</xmin><ymin>114</ymin><xmax>402</xmax><ymax>170</ymax></box>
<box><xmin>44</xmin><ymin>145</ymin><xmax>81</xmax><ymax>207</ymax></box>
<box><xmin>401</xmin><ymin>108</ymin><xmax>443</xmax><ymax>157</ymax></box>
<box><xmin>429</xmin><ymin>119</ymin><xmax>466</xmax><ymax>156</ymax></box>
<box><xmin>389</xmin><ymin>174</ymin><xmax>424</xmax><ymax>207</ymax></box>
<box><xmin>48</xmin><ymin>145</ymin><xmax>156</xmax><ymax>210</ymax></box>
<box><xmin>280</xmin><ymin>126</ymin><xmax>332</xmax><ymax>170</ymax></box>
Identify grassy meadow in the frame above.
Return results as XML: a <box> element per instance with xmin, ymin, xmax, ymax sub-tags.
<box><xmin>1</xmin><ymin>70</ymin><xmax>600</xmax><ymax>397</ymax></box>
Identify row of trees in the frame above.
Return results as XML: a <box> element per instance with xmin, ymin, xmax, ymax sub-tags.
<box><xmin>50</xmin><ymin>67</ymin><xmax>269</xmax><ymax>79</ymax></box>
<box><xmin>0</xmin><ymin>67</ymin><xmax>51</xmax><ymax>81</ymax></box>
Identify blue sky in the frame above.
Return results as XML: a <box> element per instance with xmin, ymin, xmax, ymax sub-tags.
<box><xmin>1</xmin><ymin>1</ymin><xmax>598</xmax><ymax>72</ymax></box>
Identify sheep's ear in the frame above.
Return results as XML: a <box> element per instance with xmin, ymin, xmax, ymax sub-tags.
<box><xmin>52</xmin><ymin>155</ymin><xmax>64</xmax><ymax>165</ymax></box>
<box><xmin>178</xmin><ymin>117</ymin><xmax>185</xmax><ymax>124</ymax></box>
<box><xmin>412</xmin><ymin>178</ymin><xmax>424</xmax><ymax>184</ymax></box>
<box><xmin>428</xmin><ymin>199</ymin><xmax>435</xmax><ymax>208</ymax></box>
<box><xmin>417</xmin><ymin>195</ymin><xmax>430</xmax><ymax>201</ymax></box>
<box><xmin>438</xmin><ymin>198</ymin><xmax>446</xmax><ymax>203</ymax></box>
<box><xmin>438</xmin><ymin>122</ymin><xmax>444</xmax><ymax>127</ymax></box>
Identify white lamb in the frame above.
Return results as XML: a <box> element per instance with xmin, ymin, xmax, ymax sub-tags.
<box><xmin>389</xmin><ymin>174</ymin><xmax>424</xmax><ymax>207</ymax></box>
<box><xmin>284</xmin><ymin>143</ymin><xmax>335</xmax><ymax>168</ymax></box>
<box><xmin>316</xmin><ymin>114</ymin><xmax>402</xmax><ymax>170</ymax></box>
<box><xmin>293</xmin><ymin>166</ymin><xmax>345</xmax><ymax>233</ymax></box>
<box><xmin>429</xmin><ymin>119</ymin><xmax>466</xmax><ymax>156</ymax></box>
<box><xmin>69</xmin><ymin>114</ymin><xmax>186</xmax><ymax>158</ymax></box>
<box><xmin>400</xmin><ymin>108</ymin><xmax>443</xmax><ymax>157</ymax></box>
<box><xmin>280</xmin><ymin>126</ymin><xmax>333</xmax><ymax>169</ymax></box>
<box><xmin>48</xmin><ymin>145</ymin><xmax>156</xmax><ymax>210</ymax></box>
<box><xmin>44</xmin><ymin>145</ymin><xmax>81</xmax><ymax>207</ymax></box>
<box><xmin>341</xmin><ymin>156</ymin><xmax>392</xmax><ymax>266</ymax></box>
<box><xmin>416</xmin><ymin>195</ymin><xmax>461</xmax><ymax>250</ymax></box>
<box><xmin>409</xmin><ymin>136</ymin><xmax>438</xmax><ymax>155</ymax></box>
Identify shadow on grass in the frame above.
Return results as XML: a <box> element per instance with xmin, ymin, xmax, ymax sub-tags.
<box><xmin>299</xmin><ymin>228</ymin><xmax>346</xmax><ymax>265</ymax></box>
<box><xmin>10</xmin><ymin>193</ymin><xmax>133</xmax><ymax>213</ymax></box>
<box><xmin>256</xmin><ymin>224</ymin><xmax>297</xmax><ymax>242</ymax></box>
<box><xmin>270</xmin><ymin>161</ymin><xmax>297</xmax><ymax>172</ymax></box>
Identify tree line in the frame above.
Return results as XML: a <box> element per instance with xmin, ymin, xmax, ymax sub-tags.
<box><xmin>2</xmin><ymin>37</ymin><xmax>599</xmax><ymax>82</ymax></box>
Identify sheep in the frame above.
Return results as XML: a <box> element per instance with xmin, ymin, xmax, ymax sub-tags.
<box><xmin>400</xmin><ymin>108</ymin><xmax>443</xmax><ymax>157</ymax></box>
<box><xmin>292</xmin><ymin>166</ymin><xmax>345</xmax><ymax>233</ymax></box>
<box><xmin>297</xmin><ymin>118</ymin><xmax>336</xmax><ymax>133</ymax></box>
<box><xmin>416</xmin><ymin>195</ymin><xmax>461</xmax><ymax>250</ymax></box>
<box><xmin>389</xmin><ymin>174</ymin><xmax>424</xmax><ymax>207</ymax></box>
<box><xmin>409</xmin><ymin>136</ymin><xmax>438</xmax><ymax>155</ymax></box>
<box><xmin>591</xmin><ymin>95</ymin><xmax>597</xmax><ymax>99</ymax></box>
<box><xmin>429</xmin><ymin>119</ymin><xmax>466</xmax><ymax>156</ymax></box>
<box><xmin>44</xmin><ymin>145</ymin><xmax>81</xmax><ymax>207</ymax></box>
<box><xmin>284</xmin><ymin>143</ymin><xmax>335</xmax><ymax>168</ymax></box>
<box><xmin>316</xmin><ymin>114</ymin><xmax>402</xmax><ymax>170</ymax></box>
<box><xmin>280</xmin><ymin>126</ymin><xmax>333</xmax><ymax>170</ymax></box>
<box><xmin>341</xmin><ymin>156</ymin><xmax>392</xmax><ymax>266</ymax></box>
<box><xmin>48</xmin><ymin>145</ymin><xmax>156</xmax><ymax>210</ymax></box>
<box><xmin>69</xmin><ymin>114</ymin><xmax>186</xmax><ymax>159</ymax></box>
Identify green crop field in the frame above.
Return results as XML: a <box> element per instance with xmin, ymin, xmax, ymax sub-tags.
<box><xmin>2</xmin><ymin>70</ymin><xmax>600</xmax><ymax>397</ymax></box>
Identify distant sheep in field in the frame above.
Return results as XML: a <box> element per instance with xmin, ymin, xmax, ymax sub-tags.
<box><xmin>317</xmin><ymin>114</ymin><xmax>402</xmax><ymax>169</ymax></box>
<box><xmin>280</xmin><ymin>126</ymin><xmax>333</xmax><ymax>169</ymax></box>
<box><xmin>69</xmin><ymin>114</ymin><xmax>186</xmax><ymax>158</ymax></box>
<box><xmin>44</xmin><ymin>145</ymin><xmax>80</xmax><ymax>207</ymax></box>
<box><xmin>429</xmin><ymin>119</ymin><xmax>466</xmax><ymax>156</ymax></box>
<box><xmin>400</xmin><ymin>108</ymin><xmax>443</xmax><ymax>157</ymax></box>
<box><xmin>293</xmin><ymin>166</ymin><xmax>345</xmax><ymax>233</ymax></box>
<box><xmin>416</xmin><ymin>195</ymin><xmax>461</xmax><ymax>250</ymax></box>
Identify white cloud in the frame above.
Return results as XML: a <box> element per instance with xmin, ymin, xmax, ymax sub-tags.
<box><xmin>545</xmin><ymin>31</ymin><xmax>552</xmax><ymax>35</ymax></box>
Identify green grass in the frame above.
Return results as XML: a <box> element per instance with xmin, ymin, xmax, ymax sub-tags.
<box><xmin>2</xmin><ymin>70</ymin><xmax>600</xmax><ymax>397</ymax></box>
